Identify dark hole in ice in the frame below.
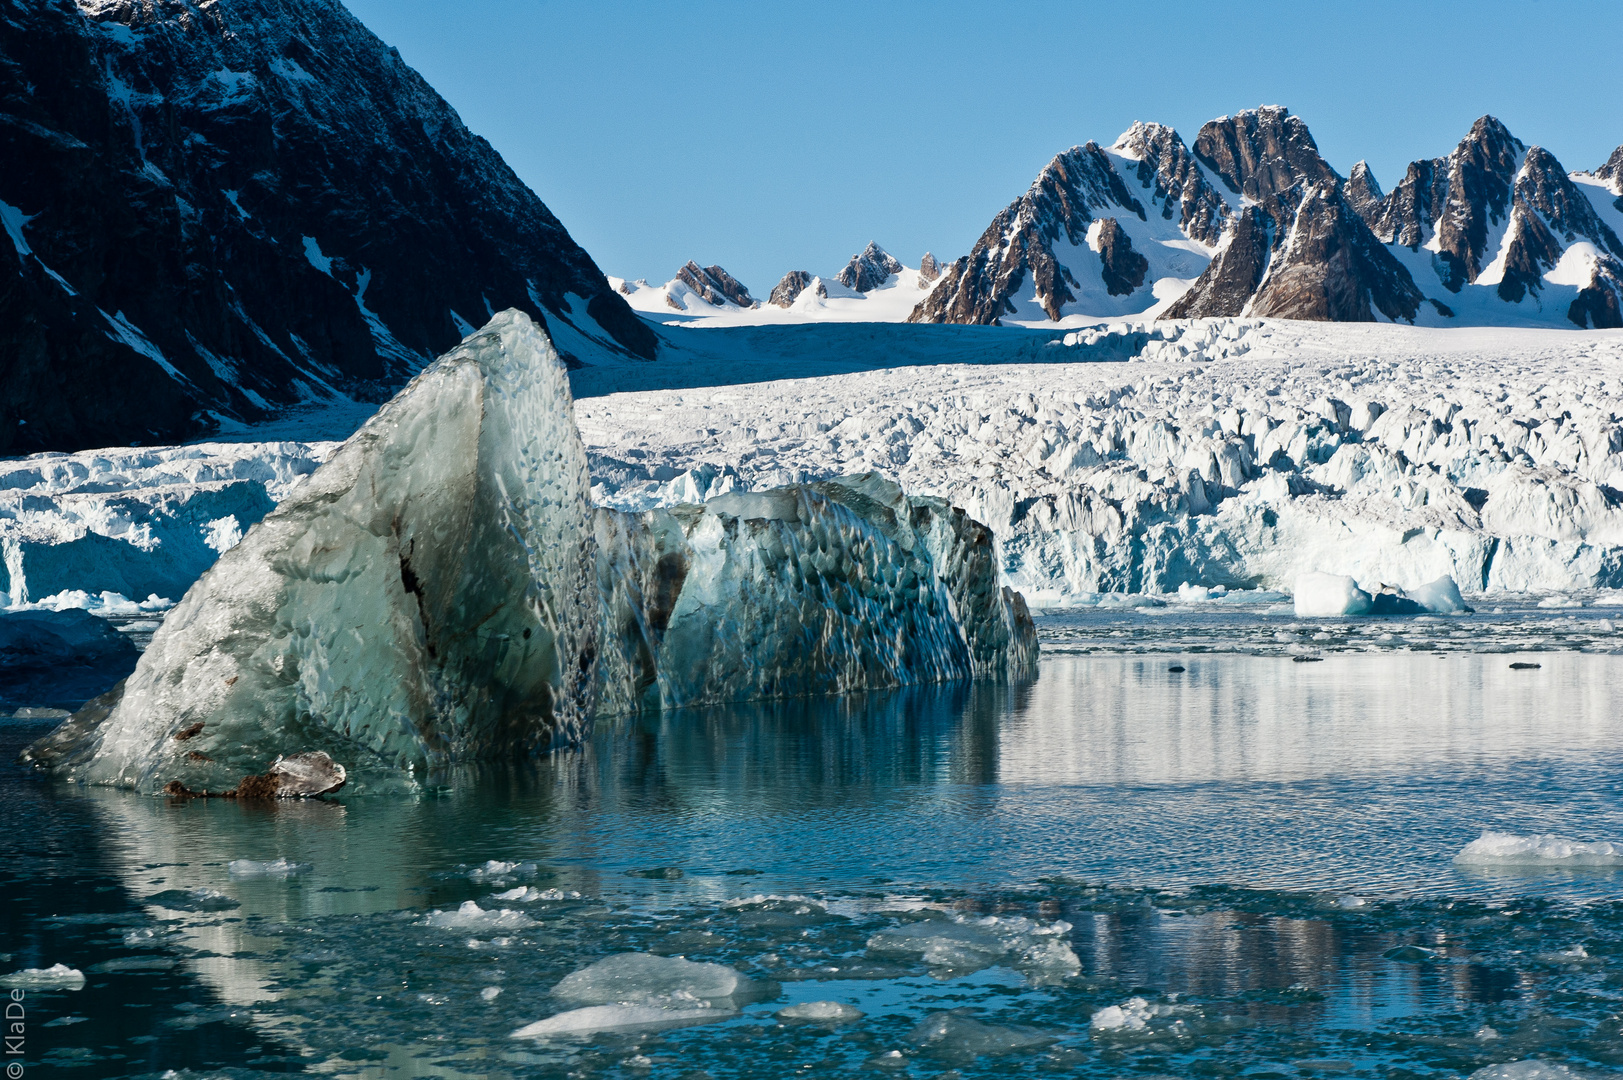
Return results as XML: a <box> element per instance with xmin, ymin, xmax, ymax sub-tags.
<box><xmin>522</xmin><ymin>628</ymin><xmax>531</xmax><ymax>639</ymax></box>
<box><xmin>1509</xmin><ymin>661</ymin><xmax>1542</xmax><ymax>669</ymax></box>
<box><xmin>1168</xmin><ymin>665</ymin><xmax>1185</xmax><ymax>673</ymax></box>
<box><xmin>1293</xmin><ymin>655</ymin><xmax>1324</xmax><ymax>663</ymax></box>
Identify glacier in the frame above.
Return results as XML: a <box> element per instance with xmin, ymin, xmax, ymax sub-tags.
<box><xmin>25</xmin><ymin>311</ymin><xmax>1036</xmax><ymax>793</ymax></box>
<box><xmin>579</xmin><ymin>319</ymin><xmax>1623</xmax><ymax>605</ymax></box>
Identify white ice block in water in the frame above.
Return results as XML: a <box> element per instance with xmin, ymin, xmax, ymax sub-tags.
<box><xmin>1408</xmin><ymin>574</ymin><xmax>1470</xmax><ymax>613</ymax></box>
<box><xmin>550</xmin><ymin>952</ymin><xmax>768</xmax><ymax>1008</ymax></box>
<box><xmin>25</xmin><ymin>311</ymin><xmax>1037</xmax><ymax>792</ymax></box>
<box><xmin>1468</xmin><ymin>1063</ymin><xmax>1593</xmax><ymax>1080</ymax></box>
<box><xmin>1</xmin><ymin>964</ymin><xmax>86</xmax><ymax>989</ymax></box>
<box><xmin>512</xmin><ymin>1003</ymin><xmax>733</xmax><ymax>1038</ymax></box>
<box><xmin>778</xmin><ymin>1000</ymin><xmax>863</xmax><ymax>1022</ymax></box>
<box><xmin>1293</xmin><ymin>573</ymin><xmax>1373</xmax><ymax>617</ymax></box>
<box><xmin>865</xmin><ymin>914</ymin><xmax>1079</xmax><ymax>972</ymax></box>
<box><xmin>1454</xmin><ymin>831</ymin><xmax>1623</xmax><ymax>866</ymax></box>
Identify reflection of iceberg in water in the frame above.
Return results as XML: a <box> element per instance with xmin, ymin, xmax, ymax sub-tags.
<box><xmin>29</xmin><ymin>311</ymin><xmax>1034</xmax><ymax>793</ymax></box>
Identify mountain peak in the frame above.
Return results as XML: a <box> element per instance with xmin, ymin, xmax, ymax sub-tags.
<box><xmin>674</xmin><ymin>262</ymin><xmax>756</xmax><ymax>309</ymax></box>
<box><xmin>837</xmin><ymin>242</ymin><xmax>905</xmax><ymax>292</ymax></box>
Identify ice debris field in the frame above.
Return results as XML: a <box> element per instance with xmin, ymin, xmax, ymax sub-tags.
<box><xmin>5</xmin><ymin>317</ymin><xmax>1623</xmax><ymax>644</ymax></box>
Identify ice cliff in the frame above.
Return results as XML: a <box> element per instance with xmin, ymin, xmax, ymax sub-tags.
<box><xmin>25</xmin><ymin>312</ymin><xmax>1036</xmax><ymax>792</ymax></box>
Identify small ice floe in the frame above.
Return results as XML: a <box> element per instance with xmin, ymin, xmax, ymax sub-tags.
<box><xmin>512</xmin><ymin>952</ymin><xmax>772</xmax><ymax>1039</ymax></box>
<box><xmin>1536</xmin><ymin>595</ymin><xmax>1585</xmax><ymax>609</ymax></box>
<box><xmin>1335</xmin><ymin>895</ymin><xmax>1367</xmax><ymax>909</ymax></box>
<box><xmin>227</xmin><ymin>858</ymin><xmax>310</xmax><ymax>879</ymax></box>
<box><xmin>1454</xmin><ymin>832</ymin><xmax>1623</xmax><ymax>867</ymax></box>
<box><xmin>466</xmin><ymin>860</ymin><xmax>537</xmax><ymax>883</ymax></box>
<box><xmin>421</xmin><ymin>901</ymin><xmax>537</xmax><ymax>930</ymax></box>
<box><xmin>512</xmin><ymin>1003</ymin><xmax>733</xmax><ymax>1037</ymax></box>
<box><xmin>1088</xmin><ymin>996</ymin><xmax>1191</xmax><ymax>1036</ymax></box>
<box><xmin>480</xmin><ymin>987</ymin><xmax>503</xmax><ymax>1002</ymax></box>
<box><xmin>144</xmin><ymin>887</ymin><xmax>240</xmax><ymax>912</ymax></box>
<box><xmin>1467</xmin><ymin>1062</ymin><xmax>1593</xmax><ymax>1079</ymax></box>
<box><xmin>866</xmin><ymin>913</ymin><xmax>1079</xmax><ymax>973</ymax></box>
<box><xmin>489</xmin><ymin>886</ymin><xmax>580</xmax><ymax>902</ymax></box>
<box><xmin>909</xmin><ymin>1011</ymin><xmax>1055</xmax><ymax>1056</ymax></box>
<box><xmin>1175</xmin><ymin>582</ymin><xmax>1227</xmax><ymax>602</ymax></box>
<box><xmin>1</xmin><ymin>964</ymin><xmax>86</xmax><ymax>990</ymax></box>
<box><xmin>777</xmin><ymin>1000</ymin><xmax>863</xmax><ymax>1022</ymax></box>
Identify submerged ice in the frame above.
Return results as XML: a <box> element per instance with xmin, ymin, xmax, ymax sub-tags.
<box><xmin>26</xmin><ymin>311</ymin><xmax>1035</xmax><ymax>792</ymax></box>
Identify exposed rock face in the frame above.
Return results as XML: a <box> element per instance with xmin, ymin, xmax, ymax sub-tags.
<box><xmin>1570</xmin><ymin>256</ymin><xmax>1623</xmax><ymax>329</ymax></box>
<box><xmin>1193</xmin><ymin>106</ymin><xmax>1341</xmax><ymax>229</ymax></box>
<box><xmin>768</xmin><ymin>270</ymin><xmax>815</xmax><ymax>307</ymax></box>
<box><xmin>1597</xmin><ymin>145</ymin><xmax>1623</xmax><ymax>190</ymax></box>
<box><xmin>1367</xmin><ymin>157</ymin><xmax>1448</xmax><ymax>246</ymax></box>
<box><xmin>910</xmin><ymin>140</ymin><xmax>1167</xmax><ymax>324</ymax></box>
<box><xmin>918</xmin><ymin>252</ymin><xmax>941</xmax><ymax>283</ymax></box>
<box><xmin>0</xmin><ymin>0</ymin><xmax>653</xmax><ymax>457</ymax></box>
<box><xmin>1345</xmin><ymin>161</ymin><xmax>1384</xmax><ymax>228</ymax></box>
<box><xmin>1162</xmin><ymin>206</ymin><xmax>1271</xmax><ymax>319</ymax></box>
<box><xmin>836</xmin><ymin>242</ymin><xmax>904</xmax><ymax>292</ymax></box>
<box><xmin>673</xmin><ymin>262</ymin><xmax>756</xmax><ymax>308</ymax></box>
<box><xmin>1113</xmin><ymin>122</ymin><xmax>1229</xmax><ymax>245</ymax></box>
<box><xmin>1249</xmin><ymin>184</ymin><xmax>1424</xmax><ymax>322</ymax></box>
<box><xmin>1094</xmin><ymin>218</ymin><xmax>1148</xmax><ymax>296</ymax></box>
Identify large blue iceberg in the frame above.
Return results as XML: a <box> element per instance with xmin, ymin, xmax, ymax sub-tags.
<box><xmin>25</xmin><ymin>311</ymin><xmax>1036</xmax><ymax>793</ymax></box>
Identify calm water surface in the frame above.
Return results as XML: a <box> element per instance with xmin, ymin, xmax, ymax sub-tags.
<box><xmin>3</xmin><ymin>652</ymin><xmax>1621</xmax><ymax>1078</ymax></box>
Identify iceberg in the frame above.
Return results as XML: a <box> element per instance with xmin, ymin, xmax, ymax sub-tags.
<box><xmin>1293</xmin><ymin>571</ymin><xmax>1470</xmax><ymax>617</ymax></box>
<box><xmin>25</xmin><ymin>311</ymin><xmax>1036</xmax><ymax>793</ymax></box>
<box><xmin>1454</xmin><ymin>831</ymin><xmax>1623</xmax><ymax>867</ymax></box>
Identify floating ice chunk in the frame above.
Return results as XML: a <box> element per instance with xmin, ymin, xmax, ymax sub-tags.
<box><xmin>145</xmin><ymin>887</ymin><xmax>239</xmax><ymax>912</ymax></box>
<box><xmin>551</xmin><ymin>952</ymin><xmax>770</xmax><ymax>1008</ymax></box>
<box><xmin>1537</xmin><ymin>595</ymin><xmax>1584</xmax><ymax>609</ymax></box>
<box><xmin>467</xmin><ymin>860</ymin><xmax>537</xmax><ymax>882</ymax></box>
<box><xmin>227</xmin><ymin>858</ymin><xmax>310</xmax><ymax>879</ymax></box>
<box><xmin>480</xmin><ymin>986</ymin><xmax>502</xmax><ymax>1002</ymax></box>
<box><xmin>1293</xmin><ymin>573</ymin><xmax>1372</xmax><ymax>617</ymax></box>
<box><xmin>1</xmin><ymin>964</ymin><xmax>86</xmax><ymax>989</ymax></box>
<box><xmin>1467</xmin><ymin>1063</ymin><xmax>1594</xmax><ymax>1080</ymax></box>
<box><xmin>866</xmin><ymin>915</ymin><xmax>1078</xmax><ymax>973</ymax></box>
<box><xmin>511</xmin><ymin>1003</ymin><xmax>733</xmax><ymax>1038</ymax></box>
<box><xmin>1454</xmin><ymin>831</ymin><xmax>1623</xmax><ymax>866</ymax></box>
<box><xmin>421</xmin><ymin>901</ymin><xmax>537</xmax><ymax>930</ymax></box>
<box><xmin>778</xmin><ymin>1000</ymin><xmax>863</xmax><ymax>1022</ymax></box>
<box><xmin>490</xmin><ymin>886</ymin><xmax>579</xmax><ymax>902</ymax></box>
<box><xmin>1408</xmin><ymin>575</ymin><xmax>1470</xmax><ymax>613</ymax></box>
<box><xmin>1089</xmin><ymin>996</ymin><xmax>1193</xmax><ymax>1036</ymax></box>
<box><xmin>27</xmin><ymin>312</ymin><xmax>1037</xmax><ymax>790</ymax></box>
<box><xmin>909</xmin><ymin>1011</ymin><xmax>1055</xmax><ymax>1056</ymax></box>
<box><xmin>1175</xmin><ymin>583</ymin><xmax>1227</xmax><ymax>602</ymax></box>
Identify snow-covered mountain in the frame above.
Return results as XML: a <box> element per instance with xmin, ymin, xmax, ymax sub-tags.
<box><xmin>611</xmin><ymin>242</ymin><xmax>945</xmax><ymax>326</ymax></box>
<box><xmin>914</xmin><ymin>107</ymin><xmax>1623</xmax><ymax>331</ymax></box>
<box><xmin>0</xmin><ymin>0</ymin><xmax>653</xmax><ymax>455</ymax></box>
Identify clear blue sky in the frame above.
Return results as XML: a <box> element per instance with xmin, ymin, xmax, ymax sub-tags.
<box><xmin>345</xmin><ymin>0</ymin><xmax>1623</xmax><ymax>295</ymax></box>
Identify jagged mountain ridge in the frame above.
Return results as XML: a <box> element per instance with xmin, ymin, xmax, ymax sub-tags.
<box><xmin>0</xmin><ymin>0</ymin><xmax>653</xmax><ymax>455</ymax></box>
<box><xmin>613</xmin><ymin>242</ymin><xmax>943</xmax><ymax>323</ymax></box>
<box><xmin>912</xmin><ymin>107</ymin><xmax>1623</xmax><ymax>331</ymax></box>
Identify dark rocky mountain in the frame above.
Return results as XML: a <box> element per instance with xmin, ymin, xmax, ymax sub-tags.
<box><xmin>768</xmin><ymin>270</ymin><xmax>817</xmax><ymax>307</ymax></box>
<box><xmin>836</xmin><ymin>242</ymin><xmax>904</xmax><ymax>292</ymax></box>
<box><xmin>913</xmin><ymin>107</ymin><xmax>1623</xmax><ymax>329</ymax></box>
<box><xmin>1598</xmin><ymin>145</ymin><xmax>1623</xmax><ymax>189</ymax></box>
<box><xmin>1161</xmin><ymin>207</ymin><xmax>1270</xmax><ymax>319</ymax></box>
<box><xmin>672</xmin><ymin>261</ymin><xmax>756</xmax><ymax>309</ymax></box>
<box><xmin>1247</xmin><ymin>182</ymin><xmax>1425</xmax><ymax>322</ymax></box>
<box><xmin>1094</xmin><ymin>219</ymin><xmax>1147</xmax><ymax>296</ymax></box>
<box><xmin>0</xmin><ymin>0</ymin><xmax>653</xmax><ymax>455</ymax></box>
<box><xmin>912</xmin><ymin>122</ymin><xmax>1234</xmax><ymax>325</ymax></box>
<box><xmin>918</xmin><ymin>251</ymin><xmax>941</xmax><ymax>283</ymax></box>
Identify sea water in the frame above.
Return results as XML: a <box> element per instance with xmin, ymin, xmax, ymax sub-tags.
<box><xmin>2</xmin><ymin>643</ymin><xmax>1622</xmax><ymax>1077</ymax></box>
